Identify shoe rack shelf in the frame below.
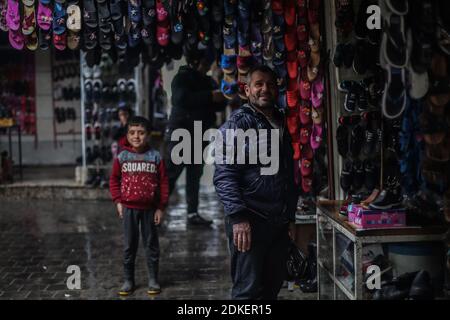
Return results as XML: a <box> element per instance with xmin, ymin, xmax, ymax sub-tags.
<box><xmin>316</xmin><ymin>200</ymin><xmax>447</xmax><ymax>300</ymax></box>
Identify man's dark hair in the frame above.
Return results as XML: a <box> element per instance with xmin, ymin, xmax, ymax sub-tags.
<box><xmin>184</xmin><ymin>49</ymin><xmax>205</xmax><ymax>67</ymax></box>
<box><xmin>127</xmin><ymin>116</ymin><xmax>152</xmax><ymax>132</ymax></box>
<box><xmin>246</xmin><ymin>65</ymin><xmax>277</xmax><ymax>84</ymax></box>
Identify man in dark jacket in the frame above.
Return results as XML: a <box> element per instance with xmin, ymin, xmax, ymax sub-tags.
<box><xmin>213</xmin><ymin>65</ymin><xmax>298</xmax><ymax>300</ymax></box>
<box><xmin>165</xmin><ymin>50</ymin><xmax>226</xmax><ymax>226</ymax></box>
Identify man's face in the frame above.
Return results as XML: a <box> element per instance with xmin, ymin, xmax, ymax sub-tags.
<box><xmin>245</xmin><ymin>71</ymin><xmax>278</xmax><ymax>109</ymax></box>
<box><xmin>127</xmin><ymin>125</ymin><xmax>148</xmax><ymax>150</ymax></box>
<box><xmin>118</xmin><ymin>110</ymin><xmax>129</xmax><ymax>126</ymax></box>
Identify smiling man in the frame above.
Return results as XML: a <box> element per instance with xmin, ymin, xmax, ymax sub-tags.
<box><xmin>213</xmin><ymin>66</ymin><xmax>299</xmax><ymax>300</ymax></box>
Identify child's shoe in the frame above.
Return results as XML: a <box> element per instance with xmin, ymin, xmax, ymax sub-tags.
<box><xmin>118</xmin><ymin>279</ymin><xmax>135</xmax><ymax>296</ymax></box>
<box><xmin>147</xmin><ymin>277</ymin><xmax>161</xmax><ymax>295</ymax></box>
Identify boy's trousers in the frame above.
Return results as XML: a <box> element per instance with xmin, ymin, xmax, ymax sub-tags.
<box><xmin>122</xmin><ymin>207</ymin><xmax>160</xmax><ymax>280</ymax></box>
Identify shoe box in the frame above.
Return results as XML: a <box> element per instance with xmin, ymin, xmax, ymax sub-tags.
<box><xmin>348</xmin><ymin>203</ymin><xmax>406</xmax><ymax>229</ymax></box>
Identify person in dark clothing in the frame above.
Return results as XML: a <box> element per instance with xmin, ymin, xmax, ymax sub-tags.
<box><xmin>213</xmin><ymin>66</ymin><xmax>298</xmax><ymax>300</ymax></box>
<box><xmin>165</xmin><ymin>50</ymin><xmax>226</xmax><ymax>226</ymax></box>
<box><xmin>112</xmin><ymin>104</ymin><xmax>133</xmax><ymax>150</ymax></box>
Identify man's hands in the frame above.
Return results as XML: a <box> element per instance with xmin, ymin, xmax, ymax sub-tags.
<box><xmin>154</xmin><ymin>209</ymin><xmax>164</xmax><ymax>226</ymax></box>
<box><xmin>233</xmin><ymin>221</ymin><xmax>251</xmax><ymax>252</ymax></box>
<box><xmin>116</xmin><ymin>203</ymin><xmax>123</xmax><ymax>219</ymax></box>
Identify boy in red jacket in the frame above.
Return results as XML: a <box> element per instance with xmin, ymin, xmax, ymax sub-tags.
<box><xmin>109</xmin><ymin>116</ymin><xmax>169</xmax><ymax>296</ymax></box>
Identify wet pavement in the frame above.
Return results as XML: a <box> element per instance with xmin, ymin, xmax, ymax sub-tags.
<box><xmin>0</xmin><ymin>188</ymin><xmax>314</xmax><ymax>300</ymax></box>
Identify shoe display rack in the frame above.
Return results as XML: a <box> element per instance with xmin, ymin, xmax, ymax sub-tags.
<box><xmin>51</xmin><ymin>50</ymin><xmax>81</xmax><ymax>145</ymax></box>
<box><xmin>316</xmin><ymin>200</ymin><xmax>448</xmax><ymax>300</ymax></box>
<box><xmin>78</xmin><ymin>50</ymin><xmax>143</xmax><ymax>185</ymax></box>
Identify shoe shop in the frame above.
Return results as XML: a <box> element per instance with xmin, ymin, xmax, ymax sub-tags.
<box><xmin>0</xmin><ymin>0</ymin><xmax>449</xmax><ymax>303</ymax></box>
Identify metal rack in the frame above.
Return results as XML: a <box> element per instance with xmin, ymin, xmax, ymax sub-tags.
<box><xmin>316</xmin><ymin>200</ymin><xmax>448</xmax><ymax>300</ymax></box>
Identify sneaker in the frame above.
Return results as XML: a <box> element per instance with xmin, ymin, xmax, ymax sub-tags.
<box><xmin>364</xmin><ymin>159</ymin><xmax>378</xmax><ymax>191</ymax></box>
<box><xmin>352</xmin><ymin>160</ymin><xmax>364</xmax><ymax>190</ymax></box>
<box><xmin>350</xmin><ymin>124</ymin><xmax>364</xmax><ymax>158</ymax></box>
<box><xmin>362</xmin><ymin>129</ymin><xmax>376</xmax><ymax>155</ymax></box>
<box><xmin>369</xmin><ymin>177</ymin><xmax>403</xmax><ymax>210</ymax></box>
<box><xmin>340</xmin><ymin>159</ymin><xmax>353</xmax><ymax>193</ymax></box>
<box><xmin>187</xmin><ymin>213</ymin><xmax>212</xmax><ymax>226</ymax></box>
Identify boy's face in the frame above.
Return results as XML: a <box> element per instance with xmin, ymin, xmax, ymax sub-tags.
<box><xmin>127</xmin><ymin>125</ymin><xmax>148</xmax><ymax>150</ymax></box>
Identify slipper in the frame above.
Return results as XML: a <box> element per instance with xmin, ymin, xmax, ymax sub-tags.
<box><xmin>83</xmin><ymin>26</ymin><xmax>98</xmax><ymax>50</ymax></box>
<box><xmin>300</xmin><ymin>71</ymin><xmax>311</xmax><ymax>100</ymax></box>
<box><xmin>53</xmin><ymin>32</ymin><xmax>67</xmax><ymax>50</ymax></box>
<box><xmin>237</xmin><ymin>55</ymin><xmax>251</xmax><ymax>74</ymax></box>
<box><xmin>99</xmin><ymin>29</ymin><xmax>112</xmax><ymax>50</ymax></box>
<box><xmin>128</xmin><ymin>0</ymin><xmax>142</xmax><ymax>23</ymax></box>
<box><xmin>408</xmin><ymin>61</ymin><xmax>429</xmax><ymax>100</ymax></box>
<box><xmin>297</xmin><ymin>46</ymin><xmax>310</xmax><ymax>68</ymax></box>
<box><xmin>83</xmin><ymin>0</ymin><xmax>98</xmax><ymax>28</ymax></box>
<box><xmin>428</xmin><ymin>53</ymin><xmax>450</xmax><ymax>107</ymax></box>
<box><xmin>196</xmin><ymin>0</ymin><xmax>209</xmax><ymax>16</ymax></box>
<box><xmin>284</xmin><ymin>26</ymin><xmax>297</xmax><ymax>52</ymax></box>
<box><xmin>425</xmin><ymin>137</ymin><xmax>450</xmax><ymax>162</ymax></box>
<box><xmin>287</xmin><ymin>112</ymin><xmax>299</xmax><ymax>136</ymax></box>
<box><xmin>25</xmin><ymin>29</ymin><xmax>38</xmax><ymax>50</ymax></box>
<box><xmin>97</xmin><ymin>0</ymin><xmax>112</xmax><ymax>33</ymax></box>
<box><xmin>297</xmin><ymin>19</ymin><xmax>309</xmax><ymax>43</ymax></box>
<box><xmin>420</xmin><ymin>111</ymin><xmax>448</xmax><ymax>145</ymax></box>
<box><xmin>286</xmin><ymin>89</ymin><xmax>298</xmax><ymax>109</ymax></box>
<box><xmin>273</xmin><ymin>37</ymin><xmax>286</xmax><ymax>65</ymax></box>
<box><xmin>156</xmin><ymin>0</ymin><xmax>168</xmax><ymax>22</ymax></box>
<box><xmin>21</xmin><ymin>4</ymin><xmax>36</xmax><ymax>35</ymax></box>
<box><xmin>37</xmin><ymin>2</ymin><xmax>52</xmax><ymax>30</ymax></box>
<box><xmin>6</xmin><ymin>0</ymin><xmax>20</xmax><ymax>31</ymax></box>
<box><xmin>311</xmin><ymin>77</ymin><xmax>324</xmax><ymax>108</ymax></box>
<box><xmin>212</xmin><ymin>0</ymin><xmax>223</xmax><ymax>23</ymax></box>
<box><xmin>300</xmin><ymin>127</ymin><xmax>311</xmax><ymax>145</ymax></box>
<box><xmin>67</xmin><ymin>4</ymin><xmax>81</xmax><ymax>32</ymax></box>
<box><xmin>311</xmin><ymin>106</ymin><xmax>323</xmax><ymax>125</ymax></box>
<box><xmin>250</xmin><ymin>22</ymin><xmax>262</xmax><ymax>58</ymax></box>
<box><xmin>113</xmin><ymin>19</ymin><xmax>127</xmax><ymax>49</ymax></box>
<box><xmin>284</xmin><ymin>0</ymin><xmax>295</xmax><ymax>26</ymax></box>
<box><xmin>310</xmin><ymin>123</ymin><xmax>323</xmax><ymax>150</ymax></box>
<box><xmin>300</xmin><ymin>158</ymin><xmax>312</xmax><ymax>177</ymax></box>
<box><xmin>272</xmin><ymin>13</ymin><xmax>285</xmax><ymax>40</ymax></box>
<box><xmin>286</xmin><ymin>59</ymin><xmax>298</xmax><ymax>80</ymax></box>
<box><xmin>292</xmin><ymin>142</ymin><xmax>301</xmax><ymax>160</ymax></box>
<box><xmin>262</xmin><ymin>32</ymin><xmax>273</xmax><ymax>62</ymax></box>
<box><xmin>382</xmin><ymin>65</ymin><xmax>406</xmax><ymax>119</ymax></box>
<box><xmin>171</xmin><ymin>15</ymin><xmax>183</xmax><ymax>45</ymax></box>
<box><xmin>302</xmin><ymin>176</ymin><xmax>313</xmax><ymax>193</ymax></box>
<box><xmin>38</xmin><ymin>27</ymin><xmax>51</xmax><ymax>49</ymax></box>
<box><xmin>385</xmin><ymin>0</ymin><xmax>408</xmax><ymax>15</ymax></box>
<box><xmin>53</xmin><ymin>2</ymin><xmax>67</xmax><ymax>35</ymax></box>
<box><xmin>8</xmin><ymin>28</ymin><xmax>24</xmax><ymax>49</ymax></box>
<box><xmin>223</xmin><ymin>23</ymin><xmax>236</xmax><ymax>50</ymax></box>
<box><xmin>156</xmin><ymin>23</ymin><xmax>169</xmax><ymax>46</ymax></box>
<box><xmin>271</xmin><ymin>0</ymin><xmax>283</xmax><ymax>15</ymax></box>
<box><xmin>67</xmin><ymin>30</ymin><xmax>81</xmax><ymax>50</ymax></box>
<box><xmin>221</xmin><ymin>79</ymin><xmax>238</xmax><ymax>100</ymax></box>
<box><xmin>221</xmin><ymin>54</ymin><xmax>236</xmax><ymax>75</ymax></box>
<box><xmin>302</xmin><ymin>143</ymin><xmax>314</xmax><ymax>160</ymax></box>
<box><xmin>299</xmin><ymin>103</ymin><xmax>312</xmax><ymax>125</ymax></box>
<box><xmin>0</xmin><ymin>0</ymin><xmax>8</xmax><ymax>32</ymax></box>
<box><xmin>128</xmin><ymin>22</ymin><xmax>142</xmax><ymax>47</ymax></box>
<box><xmin>141</xmin><ymin>24</ymin><xmax>154</xmax><ymax>45</ymax></box>
<box><xmin>380</xmin><ymin>3</ymin><xmax>408</xmax><ymax>68</ymax></box>
<box><xmin>110</xmin><ymin>0</ymin><xmax>123</xmax><ymax>21</ymax></box>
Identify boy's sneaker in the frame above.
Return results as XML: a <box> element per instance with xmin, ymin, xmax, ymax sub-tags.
<box><xmin>188</xmin><ymin>213</ymin><xmax>212</xmax><ymax>226</ymax></box>
<box><xmin>118</xmin><ymin>279</ymin><xmax>135</xmax><ymax>296</ymax></box>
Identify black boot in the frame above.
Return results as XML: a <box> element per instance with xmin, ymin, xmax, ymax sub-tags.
<box><xmin>147</xmin><ymin>266</ymin><xmax>161</xmax><ymax>295</ymax></box>
<box><xmin>119</xmin><ymin>266</ymin><xmax>135</xmax><ymax>296</ymax></box>
<box><xmin>187</xmin><ymin>212</ymin><xmax>212</xmax><ymax>226</ymax></box>
<box><xmin>369</xmin><ymin>176</ymin><xmax>403</xmax><ymax>210</ymax></box>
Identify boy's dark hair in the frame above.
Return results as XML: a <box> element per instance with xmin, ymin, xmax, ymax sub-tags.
<box><xmin>246</xmin><ymin>65</ymin><xmax>277</xmax><ymax>84</ymax></box>
<box><xmin>127</xmin><ymin>116</ymin><xmax>152</xmax><ymax>132</ymax></box>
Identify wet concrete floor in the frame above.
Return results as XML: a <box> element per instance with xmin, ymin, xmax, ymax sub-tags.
<box><xmin>0</xmin><ymin>188</ymin><xmax>314</xmax><ymax>300</ymax></box>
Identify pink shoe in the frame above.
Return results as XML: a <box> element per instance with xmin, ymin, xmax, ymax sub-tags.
<box><xmin>37</xmin><ymin>2</ymin><xmax>52</xmax><ymax>31</ymax></box>
<box><xmin>311</xmin><ymin>77</ymin><xmax>324</xmax><ymax>108</ymax></box>
<box><xmin>310</xmin><ymin>123</ymin><xmax>323</xmax><ymax>150</ymax></box>
<box><xmin>6</xmin><ymin>0</ymin><xmax>20</xmax><ymax>31</ymax></box>
<box><xmin>8</xmin><ymin>28</ymin><xmax>24</xmax><ymax>49</ymax></box>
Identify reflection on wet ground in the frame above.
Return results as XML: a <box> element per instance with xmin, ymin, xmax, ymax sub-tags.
<box><xmin>0</xmin><ymin>188</ymin><xmax>313</xmax><ymax>300</ymax></box>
